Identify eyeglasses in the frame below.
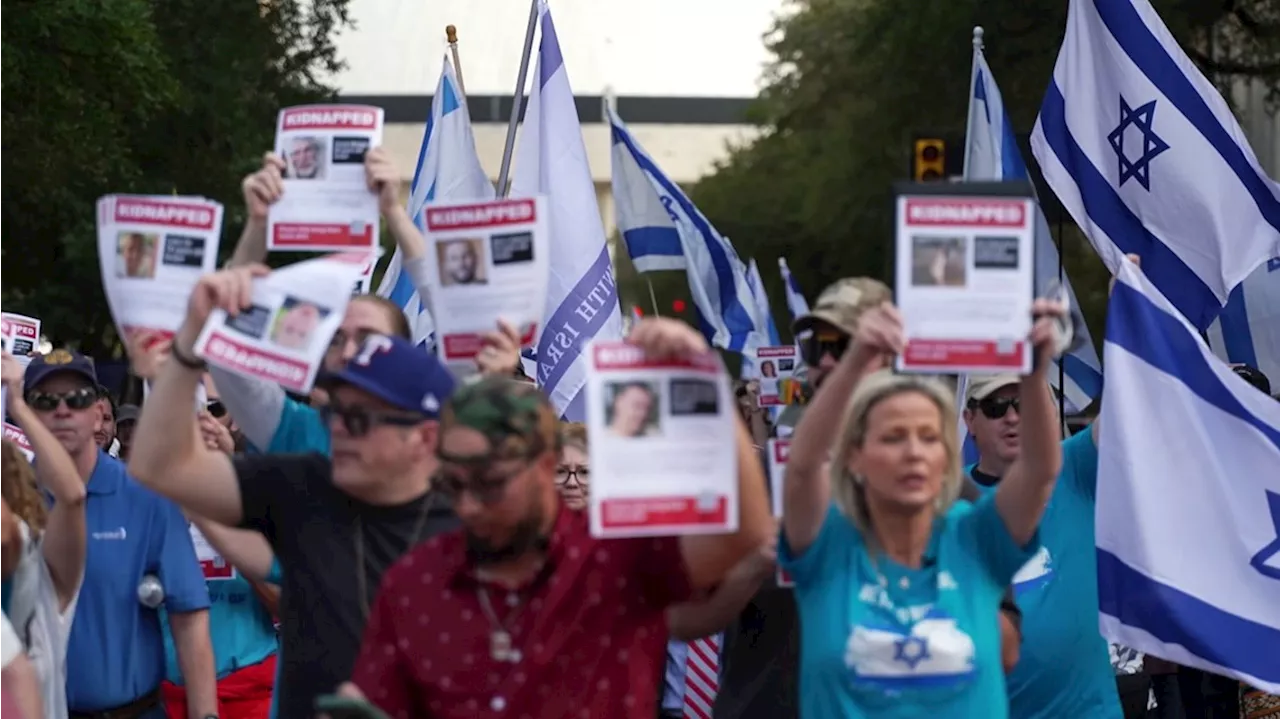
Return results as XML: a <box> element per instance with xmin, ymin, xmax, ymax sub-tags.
<box><xmin>206</xmin><ymin>400</ymin><xmax>226</xmax><ymax>418</ymax></box>
<box><xmin>329</xmin><ymin>328</ymin><xmax>377</xmax><ymax>352</ymax></box>
<box><xmin>319</xmin><ymin>400</ymin><xmax>423</xmax><ymax>438</ymax></box>
<box><xmin>799</xmin><ymin>332</ymin><xmax>850</xmax><ymax>366</ymax></box>
<box><xmin>555</xmin><ymin>465</ymin><xmax>589</xmax><ymax>487</ymax></box>
<box><xmin>26</xmin><ymin>387</ymin><xmax>99</xmax><ymax>412</ymax></box>
<box><xmin>433</xmin><ymin>462</ymin><xmax>529</xmax><ymax>506</ymax></box>
<box><xmin>972</xmin><ymin>396</ymin><xmax>1020</xmax><ymax>420</ymax></box>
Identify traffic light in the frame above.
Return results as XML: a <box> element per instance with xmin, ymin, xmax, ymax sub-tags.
<box><xmin>912</xmin><ymin>138</ymin><xmax>947</xmax><ymax>182</ymax></box>
<box><xmin>671</xmin><ymin>299</ymin><xmax>687</xmax><ymax>313</ymax></box>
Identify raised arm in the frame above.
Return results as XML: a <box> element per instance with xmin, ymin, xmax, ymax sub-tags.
<box><xmin>993</xmin><ymin>300</ymin><xmax>1068</xmax><ymax>545</ymax></box>
<box><xmin>129</xmin><ymin>267</ymin><xmax>271</xmax><ymax>525</ymax></box>
<box><xmin>2</xmin><ymin>352</ymin><xmax>86</xmax><ymax>609</ymax></box>
<box><xmin>667</xmin><ymin>532</ymin><xmax>776</xmax><ymax>641</ymax></box>
<box><xmin>783</xmin><ymin>304</ymin><xmax>900</xmax><ymax>554</ymax></box>
<box><xmin>627</xmin><ymin>319</ymin><xmax>774</xmax><ymax>590</ymax></box>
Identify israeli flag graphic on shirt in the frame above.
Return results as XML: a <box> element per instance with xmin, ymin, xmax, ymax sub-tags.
<box><xmin>1011</xmin><ymin>545</ymin><xmax>1055</xmax><ymax>597</ymax></box>
<box><xmin>1030</xmin><ymin>0</ymin><xmax>1280</xmax><ymax>331</ymax></box>
<box><xmin>512</xmin><ymin>1</ymin><xmax>623</xmax><ymax>419</ymax></box>
<box><xmin>846</xmin><ymin>608</ymin><xmax>977</xmax><ymax>691</ymax></box>
<box><xmin>1098</xmin><ymin>259</ymin><xmax>1280</xmax><ymax>693</ymax></box>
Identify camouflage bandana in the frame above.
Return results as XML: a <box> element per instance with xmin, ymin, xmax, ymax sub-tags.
<box><xmin>439</xmin><ymin>377</ymin><xmax>559</xmax><ymax>461</ymax></box>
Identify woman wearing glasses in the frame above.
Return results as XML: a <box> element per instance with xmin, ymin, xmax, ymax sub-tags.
<box><xmin>555</xmin><ymin>423</ymin><xmax>590</xmax><ymax>511</ymax></box>
<box><xmin>1</xmin><ymin>351</ymin><xmax>89</xmax><ymax>719</ymax></box>
<box><xmin>781</xmin><ymin>299</ymin><xmax>1067</xmax><ymax>717</ymax></box>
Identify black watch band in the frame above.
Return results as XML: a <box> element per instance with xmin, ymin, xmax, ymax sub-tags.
<box><xmin>170</xmin><ymin>342</ymin><xmax>207</xmax><ymax>371</ymax></box>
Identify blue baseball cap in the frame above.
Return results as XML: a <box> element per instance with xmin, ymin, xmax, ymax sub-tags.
<box><xmin>318</xmin><ymin>334</ymin><xmax>455</xmax><ymax>418</ymax></box>
<box><xmin>24</xmin><ymin>349</ymin><xmax>99</xmax><ymax>393</ymax></box>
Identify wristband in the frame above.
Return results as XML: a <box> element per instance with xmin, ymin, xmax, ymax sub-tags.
<box><xmin>170</xmin><ymin>343</ymin><xmax>207</xmax><ymax>371</ymax></box>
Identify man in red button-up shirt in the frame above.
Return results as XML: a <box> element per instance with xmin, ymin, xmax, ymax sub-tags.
<box><xmin>344</xmin><ymin>318</ymin><xmax>774</xmax><ymax>719</ymax></box>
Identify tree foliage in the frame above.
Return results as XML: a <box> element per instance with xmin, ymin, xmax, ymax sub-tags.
<box><xmin>1</xmin><ymin>0</ymin><xmax>353</xmax><ymax>355</ymax></box>
<box><xmin>684</xmin><ymin>0</ymin><xmax>1280</xmax><ymax>342</ymax></box>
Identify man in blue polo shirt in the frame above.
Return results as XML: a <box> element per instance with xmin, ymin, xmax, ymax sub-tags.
<box><xmin>23</xmin><ymin>350</ymin><xmax>215</xmax><ymax>719</ymax></box>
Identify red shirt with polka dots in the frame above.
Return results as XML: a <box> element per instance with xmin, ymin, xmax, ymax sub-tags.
<box><xmin>350</xmin><ymin>504</ymin><xmax>694</xmax><ymax>718</ymax></box>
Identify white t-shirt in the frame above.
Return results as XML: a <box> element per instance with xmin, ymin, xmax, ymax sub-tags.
<box><xmin>8</xmin><ymin>521</ymin><xmax>80</xmax><ymax>719</ymax></box>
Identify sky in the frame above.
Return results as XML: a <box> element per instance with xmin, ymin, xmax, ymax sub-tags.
<box><xmin>329</xmin><ymin>0</ymin><xmax>790</xmax><ymax>97</ymax></box>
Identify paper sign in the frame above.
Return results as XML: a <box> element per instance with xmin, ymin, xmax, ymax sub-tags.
<box><xmin>4</xmin><ymin>422</ymin><xmax>33</xmax><ymax>461</ymax></box>
<box><xmin>422</xmin><ymin>197</ymin><xmax>549</xmax><ymax>370</ymax></box>
<box><xmin>894</xmin><ymin>190</ymin><xmax>1035</xmax><ymax>375</ymax></box>
<box><xmin>754</xmin><ymin>346</ymin><xmax>801</xmax><ymax>407</ymax></box>
<box><xmin>268</xmin><ymin>104</ymin><xmax>384</xmax><ymax>252</ymax></box>
<box><xmin>586</xmin><ymin>341</ymin><xmax>738</xmax><ymax>538</ymax></box>
<box><xmin>353</xmin><ymin>247</ymin><xmax>385</xmax><ymax>295</ymax></box>
<box><xmin>767</xmin><ymin>439</ymin><xmax>794</xmax><ymax>587</ymax></box>
<box><xmin>1</xmin><ymin>313</ymin><xmax>41</xmax><ymax>368</ymax></box>
<box><xmin>193</xmin><ymin>253</ymin><xmax>364</xmax><ymax>393</ymax></box>
<box><xmin>190</xmin><ymin>525</ymin><xmax>236</xmax><ymax>581</ymax></box>
<box><xmin>96</xmin><ymin>195</ymin><xmax>224</xmax><ymax>342</ymax></box>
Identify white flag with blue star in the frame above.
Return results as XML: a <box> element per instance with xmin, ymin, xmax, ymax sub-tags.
<box><xmin>1098</xmin><ymin>259</ymin><xmax>1280</xmax><ymax>693</ymax></box>
<box><xmin>1030</xmin><ymin>0</ymin><xmax>1280</xmax><ymax>331</ymax></box>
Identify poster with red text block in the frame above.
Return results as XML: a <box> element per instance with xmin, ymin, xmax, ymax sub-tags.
<box><xmin>768</xmin><ymin>439</ymin><xmax>794</xmax><ymax>588</ymax></box>
<box><xmin>268</xmin><ymin>104</ymin><xmax>384</xmax><ymax>252</ymax></box>
<box><xmin>587</xmin><ymin>341</ymin><xmax>737</xmax><ymax>539</ymax></box>
<box><xmin>894</xmin><ymin>188</ymin><xmax>1035</xmax><ymax>375</ymax></box>
<box><xmin>1</xmin><ymin>313</ymin><xmax>41</xmax><ymax>368</ymax></box>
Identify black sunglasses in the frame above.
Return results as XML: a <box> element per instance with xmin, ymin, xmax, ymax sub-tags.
<box><xmin>799</xmin><ymin>332</ymin><xmax>850</xmax><ymax>366</ymax></box>
<box><xmin>971</xmin><ymin>396</ymin><xmax>1021</xmax><ymax>420</ymax></box>
<box><xmin>206</xmin><ymin>400</ymin><xmax>226</xmax><ymax>418</ymax></box>
<box><xmin>319</xmin><ymin>400</ymin><xmax>423</xmax><ymax>438</ymax></box>
<box><xmin>26</xmin><ymin>387</ymin><xmax>99</xmax><ymax>412</ymax></box>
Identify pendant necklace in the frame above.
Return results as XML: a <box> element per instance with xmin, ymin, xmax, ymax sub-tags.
<box><xmin>354</xmin><ymin>494</ymin><xmax>434</xmax><ymax>620</ymax></box>
<box><xmin>476</xmin><ymin>584</ymin><xmax>528</xmax><ymax>664</ymax></box>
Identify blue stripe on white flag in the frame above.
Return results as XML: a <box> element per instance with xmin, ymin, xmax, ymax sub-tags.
<box><xmin>1208</xmin><ymin>258</ymin><xmax>1280</xmax><ymax>388</ymax></box>
<box><xmin>1098</xmin><ymin>262</ymin><xmax>1280</xmax><ymax>692</ymax></box>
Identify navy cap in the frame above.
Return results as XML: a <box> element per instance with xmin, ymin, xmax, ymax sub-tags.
<box><xmin>318</xmin><ymin>334</ymin><xmax>456</xmax><ymax>418</ymax></box>
<box><xmin>24</xmin><ymin>349</ymin><xmax>98</xmax><ymax>393</ymax></box>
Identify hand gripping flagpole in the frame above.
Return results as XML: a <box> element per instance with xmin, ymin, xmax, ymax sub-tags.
<box><xmin>496</xmin><ymin>0</ymin><xmax>540</xmax><ymax>197</ymax></box>
<box><xmin>445</xmin><ymin>25</ymin><xmax>467</xmax><ymax>96</ymax></box>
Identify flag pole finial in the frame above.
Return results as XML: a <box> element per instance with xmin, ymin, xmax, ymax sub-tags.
<box><xmin>445</xmin><ymin>24</ymin><xmax>458</xmax><ymax>44</ymax></box>
<box><xmin>972</xmin><ymin>26</ymin><xmax>985</xmax><ymax>51</ymax></box>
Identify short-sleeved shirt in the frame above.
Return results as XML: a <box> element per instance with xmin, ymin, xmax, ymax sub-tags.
<box><xmin>235</xmin><ymin>452</ymin><xmax>458</xmax><ymax>719</ymax></box>
<box><xmin>162</xmin><ymin>526</ymin><xmax>278</xmax><ymax>683</ymax></box>
<box><xmin>350</xmin><ymin>503</ymin><xmax>694</xmax><ymax>719</ymax></box>
<box><xmin>66</xmin><ymin>451</ymin><xmax>210</xmax><ymax>712</ymax></box>
<box><xmin>969</xmin><ymin>430</ymin><xmax>1122</xmax><ymax>719</ymax></box>
<box><xmin>266</xmin><ymin>399</ymin><xmax>329</xmax><ymax>455</ymax></box>
<box><xmin>779</xmin><ymin>497</ymin><xmax>1038</xmax><ymax>718</ymax></box>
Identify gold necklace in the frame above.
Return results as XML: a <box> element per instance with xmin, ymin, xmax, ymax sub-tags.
<box><xmin>354</xmin><ymin>495</ymin><xmax>433</xmax><ymax>619</ymax></box>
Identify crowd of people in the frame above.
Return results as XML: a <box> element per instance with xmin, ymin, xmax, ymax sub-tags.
<box><xmin>2</xmin><ymin>150</ymin><xmax>1278</xmax><ymax>719</ymax></box>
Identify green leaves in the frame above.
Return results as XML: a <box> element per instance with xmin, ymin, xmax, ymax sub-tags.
<box><xmin>1</xmin><ymin>0</ymin><xmax>352</xmax><ymax>356</ymax></box>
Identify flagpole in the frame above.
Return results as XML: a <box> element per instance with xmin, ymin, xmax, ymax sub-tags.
<box><xmin>445</xmin><ymin>25</ymin><xmax>466</xmax><ymax>96</ymax></box>
<box><xmin>962</xmin><ymin>26</ymin><xmax>984</xmax><ymax>179</ymax></box>
<box><xmin>646</xmin><ymin>279</ymin><xmax>662</xmax><ymax>318</ymax></box>
<box><xmin>1056</xmin><ymin>212</ymin><xmax>1068</xmax><ymax>432</ymax></box>
<box><xmin>497</xmin><ymin>0</ymin><xmax>540</xmax><ymax>197</ymax></box>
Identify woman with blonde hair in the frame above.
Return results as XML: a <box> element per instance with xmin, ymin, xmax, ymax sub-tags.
<box><xmin>555</xmin><ymin>422</ymin><xmax>590</xmax><ymax>510</ymax></box>
<box><xmin>1</xmin><ymin>351</ymin><xmax>89</xmax><ymax>719</ymax></box>
<box><xmin>780</xmin><ymin>300</ymin><xmax>1066</xmax><ymax>717</ymax></box>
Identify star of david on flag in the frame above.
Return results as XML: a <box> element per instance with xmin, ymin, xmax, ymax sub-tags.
<box><xmin>1107</xmin><ymin>97</ymin><xmax>1170</xmax><ymax>190</ymax></box>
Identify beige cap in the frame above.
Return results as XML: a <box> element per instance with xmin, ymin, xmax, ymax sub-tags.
<box><xmin>791</xmin><ymin>277</ymin><xmax>892</xmax><ymax>337</ymax></box>
<box><xmin>965</xmin><ymin>374</ymin><xmax>1020</xmax><ymax>404</ymax></box>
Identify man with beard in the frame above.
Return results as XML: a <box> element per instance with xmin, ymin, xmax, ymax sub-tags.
<box><xmin>339</xmin><ymin>318</ymin><xmax>774</xmax><ymax>719</ymax></box>
<box><xmin>128</xmin><ymin>278</ymin><xmax>460</xmax><ymax>719</ymax></box>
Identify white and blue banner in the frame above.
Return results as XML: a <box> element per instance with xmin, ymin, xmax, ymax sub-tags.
<box><xmin>1031</xmin><ymin>0</ymin><xmax>1280</xmax><ymax>331</ymax></box>
<box><xmin>512</xmin><ymin>1</ymin><xmax>623</xmax><ymax>420</ymax></box>
<box><xmin>777</xmin><ymin>257</ymin><xmax>810</xmax><ymax>321</ymax></box>
<box><xmin>966</xmin><ymin>43</ymin><xmax>1102</xmax><ymax>414</ymax></box>
<box><xmin>741</xmin><ymin>258</ymin><xmax>781</xmax><ymax>381</ymax></box>
<box><xmin>1207</xmin><ymin>258</ymin><xmax>1280</xmax><ymax>391</ymax></box>
<box><xmin>1097</xmin><ymin>259</ymin><xmax>1280</xmax><ymax>693</ymax></box>
<box><xmin>607</xmin><ymin>104</ymin><xmax>761</xmax><ymax>354</ymax></box>
<box><xmin>376</xmin><ymin>56</ymin><xmax>494</xmax><ymax>347</ymax></box>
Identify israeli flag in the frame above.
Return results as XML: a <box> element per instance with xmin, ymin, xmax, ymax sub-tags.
<box><xmin>1098</xmin><ymin>258</ymin><xmax>1280</xmax><ymax>693</ymax></box>
<box><xmin>1031</xmin><ymin>0</ymin><xmax>1280</xmax><ymax>331</ymax></box>
<box><xmin>376</xmin><ymin>56</ymin><xmax>494</xmax><ymax>346</ymax></box>
<box><xmin>1207</xmin><ymin>258</ymin><xmax>1280</xmax><ymax>389</ymax></box>
<box><xmin>512</xmin><ymin>1</ymin><xmax>623</xmax><ymax>420</ymax></box>
<box><xmin>607</xmin><ymin>104</ymin><xmax>762</xmax><ymax>354</ymax></box>
<box><xmin>966</xmin><ymin>42</ymin><xmax>1102</xmax><ymax>414</ymax></box>
<box><xmin>777</xmin><ymin>257</ymin><xmax>811</xmax><ymax>320</ymax></box>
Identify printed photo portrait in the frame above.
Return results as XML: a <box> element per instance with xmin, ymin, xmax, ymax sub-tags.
<box><xmin>116</xmin><ymin>232</ymin><xmax>160</xmax><ymax>279</ymax></box>
<box><xmin>269</xmin><ymin>297</ymin><xmax>331</xmax><ymax>351</ymax></box>
<box><xmin>437</xmin><ymin>238</ymin><xmax>488</xmax><ymax>287</ymax></box>
<box><xmin>911</xmin><ymin>236</ymin><xmax>967</xmax><ymax>288</ymax></box>
<box><xmin>285</xmin><ymin>136</ymin><xmax>327</xmax><ymax>180</ymax></box>
<box><xmin>604</xmin><ymin>381</ymin><xmax>661</xmax><ymax>438</ymax></box>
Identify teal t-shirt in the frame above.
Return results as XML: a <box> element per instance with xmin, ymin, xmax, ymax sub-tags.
<box><xmin>779</xmin><ymin>495</ymin><xmax>1037</xmax><ymax>718</ymax></box>
<box><xmin>969</xmin><ymin>429</ymin><xmax>1122</xmax><ymax>719</ymax></box>
<box><xmin>267</xmin><ymin>398</ymin><xmax>330</xmax><ymax>455</ymax></box>
<box><xmin>162</xmin><ymin>527</ymin><xmax>277</xmax><ymax>682</ymax></box>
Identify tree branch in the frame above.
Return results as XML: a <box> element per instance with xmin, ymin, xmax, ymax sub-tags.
<box><xmin>1185</xmin><ymin>46</ymin><xmax>1280</xmax><ymax>76</ymax></box>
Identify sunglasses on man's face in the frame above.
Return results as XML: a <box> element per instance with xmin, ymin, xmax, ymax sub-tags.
<box><xmin>433</xmin><ymin>462</ymin><xmax>527</xmax><ymax>506</ymax></box>
<box><xmin>799</xmin><ymin>332</ymin><xmax>850</xmax><ymax>366</ymax></box>
<box><xmin>319</xmin><ymin>400</ymin><xmax>422</xmax><ymax>438</ymax></box>
<box><xmin>26</xmin><ymin>387</ymin><xmax>99</xmax><ymax>412</ymax></box>
<box><xmin>972</xmin><ymin>396</ymin><xmax>1021</xmax><ymax>420</ymax></box>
